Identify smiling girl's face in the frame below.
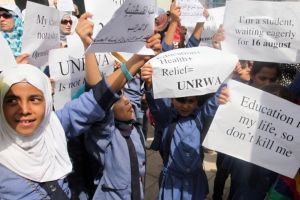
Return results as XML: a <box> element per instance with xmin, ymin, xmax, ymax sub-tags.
<box><xmin>3</xmin><ymin>82</ymin><xmax>45</xmax><ymax>136</ymax></box>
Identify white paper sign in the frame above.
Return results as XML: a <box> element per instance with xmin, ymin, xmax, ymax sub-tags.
<box><xmin>57</xmin><ymin>0</ymin><xmax>74</xmax><ymax>12</ymax></box>
<box><xmin>49</xmin><ymin>48</ymin><xmax>115</xmax><ymax>110</ymax></box>
<box><xmin>149</xmin><ymin>46</ymin><xmax>238</xmax><ymax>99</ymax></box>
<box><xmin>21</xmin><ymin>1</ymin><xmax>60</xmax><ymax>67</ymax></box>
<box><xmin>177</xmin><ymin>0</ymin><xmax>205</xmax><ymax>27</ymax></box>
<box><xmin>86</xmin><ymin>0</ymin><xmax>155</xmax><ymax>55</ymax></box>
<box><xmin>222</xmin><ymin>0</ymin><xmax>300</xmax><ymax>63</ymax></box>
<box><xmin>185</xmin><ymin>6</ymin><xmax>225</xmax><ymax>47</ymax></box>
<box><xmin>0</xmin><ymin>33</ymin><xmax>17</xmax><ymax>71</ymax></box>
<box><xmin>84</xmin><ymin>0</ymin><xmax>124</xmax><ymax>39</ymax></box>
<box><xmin>199</xmin><ymin>6</ymin><xmax>224</xmax><ymax>47</ymax></box>
<box><xmin>203</xmin><ymin>80</ymin><xmax>300</xmax><ymax>178</ymax></box>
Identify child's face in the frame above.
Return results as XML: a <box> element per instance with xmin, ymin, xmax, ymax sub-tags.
<box><xmin>113</xmin><ymin>95</ymin><xmax>135</xmax><ymax>121</ymax></box>
<box><xmin>251</xmin><ymin>67</ymin><xmax>278</xmax><ymax>89</ymax></box>
<box><xmin>172</xmin><ymin>97</ymin><xmax>198</xmax><ymax>117</ymax></box>
<box><xmin>3</xmin><ymin>82</ymin><xmax>46</xmax><ymax>136</ymax></box>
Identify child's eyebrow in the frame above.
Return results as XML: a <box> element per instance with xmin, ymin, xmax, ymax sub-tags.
<box><xmin>4</xmin><ymin>94</ymin><xmax>18</xmax><ymax>99</ymax></box>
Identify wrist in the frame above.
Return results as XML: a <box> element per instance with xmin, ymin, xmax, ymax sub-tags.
<box><xmin>121</xmin><ymin>62</ymin><xmax>134</xmax><ymax>81</ymax></box>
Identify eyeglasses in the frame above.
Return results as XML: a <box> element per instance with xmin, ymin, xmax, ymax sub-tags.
<box><xmin>0</xmin><ymin>12</ymin><xmax>12</xmax><ymax>19</ymax></box>
<box><xmin>61</xmin><ymin>19</ymin><xmax>72</xmax><ymax>25</ymax></box>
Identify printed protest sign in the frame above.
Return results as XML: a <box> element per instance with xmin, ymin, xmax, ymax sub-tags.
<box><xmin>222</xmin><ymin>0</ymin><xmax>300</xmax><ymax>63</ymax></box>
<box><xmin>149</xmin><ymin>46</ymin><xmax>238</xmax><ymax>99</ymax></box>
<box><xmin>203</xmin><ymin>80</ymin><xmax>300</xmax><ymax>178</ymax></box>
<box><xmin>49</xmin><ymin>48</ymin><xmax>115</xmax><ymax>110</ymax></box>
<box><xmin>22</xmin><ymin>1</ymin><xmax>60</xmax><ymax>67</ymax></box>
<box><xmin>185</xmin><ymin>6</ymin><xmax>224</xmax><ymax>47</ymax></box>
<box><xmin>86</xmin><ymin>0</ymin><xmax>155</xmax><ymax>54</ymax></box>
<box><xmin>177</xmin><ymin>0</ymin><xmax>205</xmax><ymax>27</ymax></box>
<box><xmin>0</xmin><ymin>33</ymin><xmax>17</xmax><ymax>71</ymax></box>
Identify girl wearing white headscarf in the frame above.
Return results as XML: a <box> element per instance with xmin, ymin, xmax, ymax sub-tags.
<box><xmin>0</xmin><ymin>64</ymin><xmax>118</xmax><ymax>199</ymax></box>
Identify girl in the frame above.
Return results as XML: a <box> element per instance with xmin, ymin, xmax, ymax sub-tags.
<box><xmin>74</xmin><ymin>12</ymin><xmax>161</xmax><ymax>200</ymax></box>
<box><xmin>225</xmin><ymin>61</ymin><xmax>283</xmax><ymax>200</ymax></box>
<box><xmin>0</xmin><ymin>64</ymin><xmax>114</xmax><ymax>199</ymax></box>
<box><xmin>141</xmin><ymin>63</ymin><xmax>229</xmax><ymax>200</ymax></box>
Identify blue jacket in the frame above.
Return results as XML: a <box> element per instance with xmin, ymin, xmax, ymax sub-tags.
<box><xmin>84</xmin><ymin>90</ymin><xmax>146</xmax><ymax>200</ymax></box>
<box><xmin>0</xmin><ymin>79</ymin><xmax>111</xmax><ymax>200</ymax></box>
<box><xmin>145</xmin><ymin>89</ymin><xmax>219</xmax><ymax>200</ymax></box>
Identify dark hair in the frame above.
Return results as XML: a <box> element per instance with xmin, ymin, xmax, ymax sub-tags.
<box><xmin>0</xmin><ymin>7</ymin><xmax>9</xmax><ymax>12</ymax></box>
<box><xmin>251</xmin><ymin>61</ymin><xmax>281</xmax><ymax>78</ymax></box>
<box><xmin>174</xmin><ymin>93</ymin><xmax>213</xmax><ymax>106</ymax></box>
<box><xmin>261</xmin><ymin>84</ymin><xmax>297</xmax><ymax>103</ymax></box>
<box><xmin>249</xmin><ymin>61</ymin><xmax>282</xmax><ymax>85</ymax></box>
<box><xmin>174</xmin><ymin>96</ymin><xmax>199</xmax><ymax>103</ymax></box>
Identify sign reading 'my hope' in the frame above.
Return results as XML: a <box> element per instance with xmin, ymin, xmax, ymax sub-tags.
<box><xmin>149</xmin><ymin>47</ymin><xmax>238</xmax><ymax>99</ymax></box>
<box><xmin>86</xmin><ymin>0</ymin><xmax>155</xmax><ymax>54</ymax></box>
<box><xmin>203</xmin><ymin>80</ymin><xmax>300</xmax><ymax>178</ymax></box>
<box><xmin>222</xmin><ymin>0</ymin><xmax>300</xmax><ymax>63</ymax></box>
<box><xmin>22</xmin><ymin>1</ymin><xmax>60</xmax><ymax>67</ymax></box>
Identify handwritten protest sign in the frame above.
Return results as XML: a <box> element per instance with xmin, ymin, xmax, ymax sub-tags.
<box><xmin>57</xmin><ymin>0</ymin><xmax>74</xmax><ymax>12</ymax></box>
<box><xmin>149</xmin><ymin>46</ymin><xmax>238</xmax><ymax>99</ymax></box>
<box><xmin>203</xmin><ymin>80</ymin><xmax>300</xmax><ymax>178</ymax></box>
<box><xmin>86</xmin><ymin>0</ymin><xmax>155</xmax><ymax>55</ymax></box>
<box><xmin>222</xmin><ymin>0</ymin><xmax>300</xmax><ymax>63</ymax></box>
<box><xmin>177</xmin><ymin>0</ymin><xmax>205</xmax><ymax>27</ymax></box>
<box><xmin>185</xmin><ymin>6</ymin><xmax>224</xmax><ymax>47</ymax></box>
<box><xmin>0</xmin><ymin>33</ymin><xmax>17</xmax><ymax>71</ymax></box>
<box><xmin>21</xmin><ymin>1</ymin><xmax>60</xmax><ymax>67</ymax></box>
<box><xmin>84</xmin><ymin>0</ymin><xmax>124</xmax><ymax>39</ymax></box>
<box><xmin>49</xmin><ymin>47</ymin><xmax>115</xmax><ymax>110</ymax></box>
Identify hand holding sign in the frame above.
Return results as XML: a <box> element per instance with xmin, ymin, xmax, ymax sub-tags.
<box><xmin>169</xmin><ymin>1</ymin><xmax>181</xmax><ymax>24</ymax></box>
<box><xmin>75</xmin><ymin>12</ymin><xmax>94</xmax><ymax>50</ymax></box>
<box><xmin>141</xmin><ymin>63</ymin><xmax>153</xmax><ymax>88</ymax></box>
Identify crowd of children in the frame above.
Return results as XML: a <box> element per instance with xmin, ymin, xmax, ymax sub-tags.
<box><xmin>0</xmin><ymin>0</ymin><xmax>300</xmax><ymax>200</ymax></box>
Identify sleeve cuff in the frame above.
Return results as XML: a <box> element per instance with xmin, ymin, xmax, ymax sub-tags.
<box><xmin>162</xmin><ymin>40</ymin><xmax>173</xmax><ymax>52</ymax></box>
<box><xmin>187</xmin><ymin>35</ymin><xmax>201</xmax><ymax>47</ymax></box>
<box><xmin>92</xmin><ymin>77</ymin><xmax>120</xmax><ymax>110</ymax></box>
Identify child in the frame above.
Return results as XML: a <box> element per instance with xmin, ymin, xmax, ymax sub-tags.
<box><xmin>141</xmin><ymin>63</ymin><xmax>229</xmax><ymax>200</ymax></box>
<box><xmin>75</xmin><ymin>12</ymin><xmax>161</xmax><ymax>200</ymax></box>
<box><xmin>0</xmin><ymin>64</ymin><xmax>118</xmax><ymax>199</ymax></box>
<box><xmin>225</xmin><ymin>62</ymin><xmax>283</xmax><ymax>200</ymax></box>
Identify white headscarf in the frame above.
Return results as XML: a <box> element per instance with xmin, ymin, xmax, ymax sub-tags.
<box><xmin>0</xmin><ymin>64</ymin><xmax>72</xmax><ymax>182</ymax></box>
